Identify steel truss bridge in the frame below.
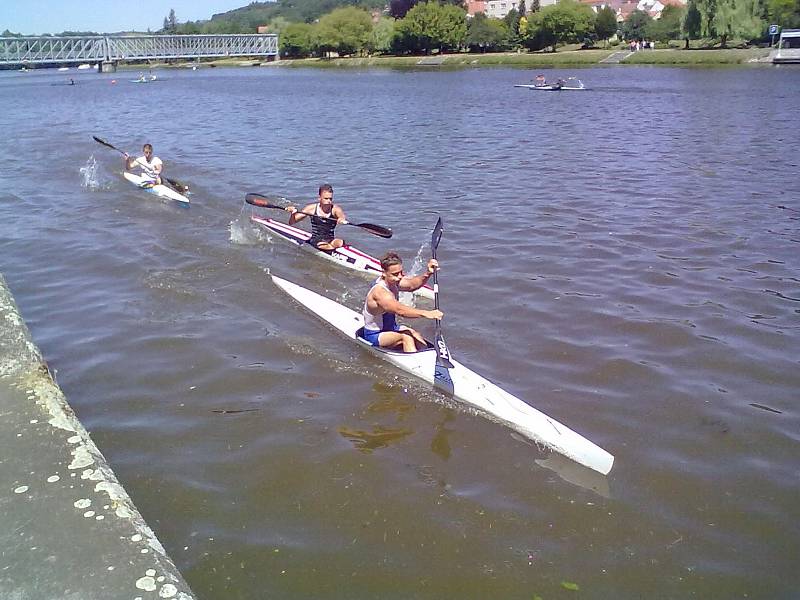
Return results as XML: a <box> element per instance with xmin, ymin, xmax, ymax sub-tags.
<box><xmin>0</xmin><ymin>34</ymin><xmax>279</xmax><ymax>69</ymax></box>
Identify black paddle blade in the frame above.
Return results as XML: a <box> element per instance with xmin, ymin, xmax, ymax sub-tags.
<box><xmin>245</xmin><ymin>193</ymin><xmax>283</xmax><ymax>210</ymax></box>
<box><xmin>431</xmin><ymin>216</ymin><xmax>443</xmax><ymax>254</ymax></box>
<box><xmin>435</xmin><ymin>332</ymin><xmax>454</xmax><ymax>369</ymax></box>
<box><xmin>93</xmin><ymin>136</ymin><xmax>116</xmax><ymax>151</ymax></box>
<box><xmin>353</xmin><ymin>222</ymin><xmax>392</xmax><ymax>238</ymax></box>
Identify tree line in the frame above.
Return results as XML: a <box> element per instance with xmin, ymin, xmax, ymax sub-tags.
<box><xmin>231</xmin><ymin>0</ymin><xmax>798</xmax><ymax>57</ymax></box>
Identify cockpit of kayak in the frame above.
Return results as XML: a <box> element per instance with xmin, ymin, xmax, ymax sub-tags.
<box><xmin>355</xmin><ymin>327</ymin><xmax>436</xmax><ymax>354</ymax></box>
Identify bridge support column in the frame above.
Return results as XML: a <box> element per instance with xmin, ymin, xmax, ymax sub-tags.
<box><xmin>101</xmin><ymin>61</ymin><xmax>116</xmax><ymax>73</ymax></box>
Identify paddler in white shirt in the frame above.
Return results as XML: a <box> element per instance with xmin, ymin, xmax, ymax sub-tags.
<box><xmin>124</xmin><ymin>143</ymin><xmax>163</xmax><ymax>186</ymax></box>
<box><xmin>362</xmin><ymin>252</ymin><xmax>443</xmax><ymax>353</ymax></box>
<box><xmin>284</xmin><ymin>183</ymin><xmax>348</xmax><ymax>252</ymax></box>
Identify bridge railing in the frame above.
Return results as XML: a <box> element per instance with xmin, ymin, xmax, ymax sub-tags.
<box><xmin>0</xmin><ymin>34</ymin><xmax>279</xmax><ymax>65</ymax></box>
<box><xmin>105</xmin><ymin>34</ymin><xmax>278</xmax><ymax>61</ymax></box>
<box><xmin>0</xmin><ymin>36</ymin><xmax>107</xmax><ymax>64</ymax></box>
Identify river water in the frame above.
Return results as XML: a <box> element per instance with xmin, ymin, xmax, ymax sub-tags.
<box><xmin>1</xmin><ymin>64</ymin><xmax>798</xmax><ymax>599</ymax></box>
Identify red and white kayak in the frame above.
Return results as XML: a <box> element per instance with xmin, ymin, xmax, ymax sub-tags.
<box><xmin>251</xmin><ymin>215</ymin><xmax>434</xmax><ymax>300</ymax></box>
<box><xmin>123</xmin><ymin>171</ymin><xmax>189</xmax><ymax>206</ymax></box>
<box><xmin>270</xmin><ymin>274</ymin><xmax>615</xmax><ymax>475</ymax></box>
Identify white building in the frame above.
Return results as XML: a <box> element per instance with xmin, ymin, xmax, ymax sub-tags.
<box><xmin>484</xmin><ymin>0</ymin><xmax>557</xmax><ymax>19</ymax></box>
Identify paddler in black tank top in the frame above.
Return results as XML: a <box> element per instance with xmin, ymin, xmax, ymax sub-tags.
<box><xmin>284</xmin><ymin>183</ymin><xmax>348</xmax><ymax>252</ymax></box>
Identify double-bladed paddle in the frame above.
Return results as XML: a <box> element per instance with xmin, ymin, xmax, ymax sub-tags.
<box><xmin>431</xmin><ymin>216</ymin><xmax>453</xmax><ymax>369</ymax></box>
<box><xmin>245</xmin><ymin>192</ymin><xmax>393</xmax><ymax>239</ymax></box>
<box><xmin>92</xmin><ymin>135</ymin><xmax>190</xmax><ymax>193</ymax></box>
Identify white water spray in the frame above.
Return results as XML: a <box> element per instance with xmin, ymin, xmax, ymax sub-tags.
<box><xmin>80</xmin><ymin>155</ymin><xmax>102</xmax><ymax>190</ymax></box>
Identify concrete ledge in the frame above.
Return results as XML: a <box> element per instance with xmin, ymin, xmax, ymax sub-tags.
<box><xmin>0</xmin><ymin>274</ymin><xmax>195</xmax><ymax>600</ymax></box>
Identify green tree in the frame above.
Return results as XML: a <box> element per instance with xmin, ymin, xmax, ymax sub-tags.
<box><xmin>394</xmin><ymin>1</ymin><xmax>467</xmax><ymax>53</ymax></box>
<box><xmin>594</xmin><ymin>5</ymin><xmax>618</xmax><ymax>45</ymax></box>
<box><xmin>466</xmin><ymin>12</ymin><xmax>510</xmax><ymax>51</ymax></box>
<box><xmin>682</xmin><ymin>0</ymin><xmax>703</xmax><ymax>45</ymax></box>
<box><xmin>281</xmin><ymin>22</ymin><xmax>317</xmax><ymax>57</ymax></box>
<box><xmin>523</xmin><ymin>0</ymin><xmax>595</xmax><ymax>50</ymax></box>
<box><xmin>647</xmin><ymin>4</ymin><xmax>685</xmax><ymax>41</ymax></box>
<box><xmin>696</xmin><ymin>0</ymin><xmax>718</xmax><ymax>38</ymax></box>
<box><xmin>768</xmin><ymin>0</ymin><xmax>800</xmax><ymax>28</ymax></box>
<box><xmin>262</xmin><ymin>16</ymin><xmax>291</xmax><ymax>36</ymax></box>
<box><xmin>504</xmin><ymin>7</ymin><xmax>522</xmax><ymax>40</ymax></box>
<box><xmin>316</xmin><ymin>6</ymin><xmax>374</xmax><ymax>55</ymax></box>
<box><xmin>712</xmin><ymin>0</ymin><xmax>765</xmax><ymax>45</ymax></box>
<box><xmin>371</xmin><ymin>17</ymin><xmax>397</xmax><ymax>54</ymax></box>
<box><xmin>622</xmin><ymin>8</ymin><xmax>653</xmax><ymax>39</ymax></box>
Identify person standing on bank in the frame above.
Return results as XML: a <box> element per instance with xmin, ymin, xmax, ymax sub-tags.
<box><xmin>124</xmin><ymin>143</ymin><xmax>163</xmax><ymax>186</ymax></box>
<box><xmin>285</xmin><ymin>183</ymin><xmax>348</xmax><ymax>252</ymax></box>
<box><xmin>362</xmin><ymin>251</ymin><xmax>443</xmax><ymax>353</ymax></box>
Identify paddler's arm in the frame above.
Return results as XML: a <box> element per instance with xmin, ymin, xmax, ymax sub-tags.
<box><xmin>374</xmin><ymin>287</ymin><xmax>443</xmax><ymax>320</ymax></box>
<box><xmin>287</xmin><ymin>202</ymin><xmax>314</xmax><ymax>225</ymax></box>
<box><xmin>124</xmin><ymin>153</ymin><xmax>135</xmax><ymax>171</ymax></box>
<box><xmin>398</xmin><ymin>259</ymin><xmax>438</xmax><ymax>292</ymax></box>
<box><xmin>334</xmin><ymin>205</ymin><xmax>348</xmax><ymax>225</ymax></box>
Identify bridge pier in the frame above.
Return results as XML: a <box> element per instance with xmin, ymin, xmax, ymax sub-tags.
<box><xmin>101</xmin><ymin>61</ymin><xmax>117</xmax><ymax>73</ymax></box>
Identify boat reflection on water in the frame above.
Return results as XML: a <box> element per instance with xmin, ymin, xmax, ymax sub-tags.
<box><xmin>430</xmin><ymin>409</ymin><xmax>456</xmax><ymax>460</ymax></box>
<box><xmin>535</xmin><ymin>453</ymin><xmax>611</xmax><ymax>498</ymax></box>
<box><xmin>338</xmin><ymin>425</ymin><xmax>414</xmax><ymax>452</ymax></box>
<box><xmin>338</xmin><ymin>391</ymin><xmax>416</xmax><ymax>452</ymax></box>
<box><xmin>337</xmin><ymin>391</ymin><xmax>458</xmax><ymax>457</ymax></box>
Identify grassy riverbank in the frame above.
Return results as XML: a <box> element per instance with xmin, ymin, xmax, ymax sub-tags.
<box><xmin>138</xmin><ymin>46</ymin><xmax>771</xmax><ymax>71</ymax></box>
<box><xmin>263</xmin><ymin>47</ymin><xmax>771</xmax><ymax>68</ymax></box>
<box><xmin>624</xmin><ymin>48</ymin><xmax>770</xmax><ymax>64</ymax></box>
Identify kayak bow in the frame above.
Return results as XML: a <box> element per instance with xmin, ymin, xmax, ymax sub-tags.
<box><xmin>270</xmin><ymin>274</ymin><xmax>614</xmax><ymax>475</ymax></box>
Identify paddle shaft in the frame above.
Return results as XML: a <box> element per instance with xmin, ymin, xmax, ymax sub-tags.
<box><xmin>244</xmin><ymin>193</ymin><xmax>392</xmax><ymax>238</ymax></box>
<box><xmin>431</xmin><ymin>217</ymin><xmax>453</xmax><ymax>368</ymax></box>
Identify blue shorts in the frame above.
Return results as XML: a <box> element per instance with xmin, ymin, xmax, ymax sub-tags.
<box><xmin>362</xmin><ymin>325</ymin><xmax>399</xmax><ymax>347</ymax></box>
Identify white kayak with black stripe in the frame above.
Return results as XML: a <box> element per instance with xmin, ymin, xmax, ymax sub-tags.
<box><xmin>252</xmin><ymin>215</ymin><xmax>434</xmax><ymax>300</ymax></box>
<box><xmin>123</xmin><ymin>171</ymin><xmax>189</xmax><ymax>205</ymax></box>
<box><xmin>270</xmin><ymin>274</ymin><xmax>615</xmax><ymax>475</ymax></box>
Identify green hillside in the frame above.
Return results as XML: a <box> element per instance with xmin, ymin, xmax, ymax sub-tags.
<box><xmin>172</xmin><ymin>0</ymin><xmax>386</xmax><ymax>33</ymax></box>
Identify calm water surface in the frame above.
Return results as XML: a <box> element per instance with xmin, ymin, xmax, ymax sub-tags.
<box><xmin>1</xmin><ymin>64</ymin><xmax>799</xmax><ymax>599</ymax></box>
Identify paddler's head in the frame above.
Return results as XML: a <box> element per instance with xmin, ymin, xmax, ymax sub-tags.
<box><xmin>142</xmin><ymin>143</ymin><xmax>153</xmax><ymax>161</ymax></box>
<box><xmin>318</xmin><ymin>183</ymin><xmax>334</xmax><ymax>209</ymax></box>
<box><xmin>380</xmin><ymin>252</ymin><xmax>405</xmax><ymax>285</ymax></box>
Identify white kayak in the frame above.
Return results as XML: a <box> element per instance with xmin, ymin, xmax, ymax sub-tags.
<box><xmin>123</xmin><ymin>171</ymin><xmax>189</xmax><ymax>206</ymax></box>
<box><xmin>270</xmin><ymin>274</ymin><xmax>615</xmax><ymax>475</ymax></box>
<box><xmin>251</xmin><ymin>215</ymin><xmax>434</xmax><ymax>300</ymax></box>
<box><xmin>514</xmin><ymin>83</ymin><xmax>587</xmax><ymax>91</ymax></box>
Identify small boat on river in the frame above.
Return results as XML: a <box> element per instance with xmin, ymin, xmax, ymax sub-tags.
<box><xmin>515</xmin><ymin>77</ymin><xmax>586</xmax><ymax>91</ymax></box>
<box><xmin>270</xmin><ymin>274</ymin><xmax>615</xmax><ymax>475</ymax></box>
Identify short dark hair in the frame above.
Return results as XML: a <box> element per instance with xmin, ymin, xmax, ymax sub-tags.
<box><xmin>319</xmin><ymin>183</ymin><xmax>333</xmax><ymax>195</ymax></box>
<box><xmin>143</xmin><ymin>143</ymin><xmax>153</xmax><ymax>152</ymax></box>
<box><xmin>380</xmin><ymin>252</ymin><xmax>403</xmax><ymax>272</ymax></box>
